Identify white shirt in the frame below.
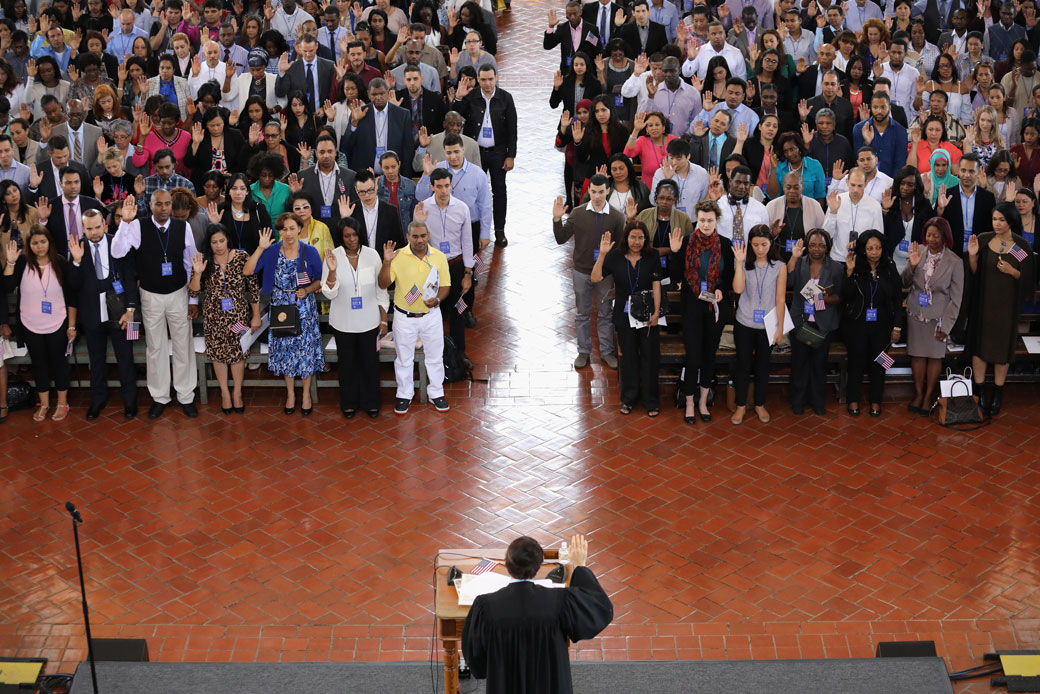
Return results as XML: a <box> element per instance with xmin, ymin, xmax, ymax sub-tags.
<box><xmin>682</xmin><ymin>42</ymin><xmax>747</xmax><ymax>81</ymax></box>
<box><xmin>188</xmin><ymin>60</ymin><xmax>228</xmax><ymax>97</ymax></box>
<box><xmin>316</xmin><ymin>166</ymin><xmax>338</xmax><ymax>207</ymax></box>
<box><xmin>828</xmin><ymin>170</ymin><xmax>893</xmax><ymax>203</ymax></box>
<box><xmin>361</xmin><ymin>201</ymin><xmax>379</xmax><ymax>248</ymax></box>
<box><xmin>881</xmin><ymin>62</ymin><xmax>921</xmax><ymax>114</ymax></box>
<box><xmin>823</xmin><ymin>193</ymin><xmax>885</xmax><ymax>261</ymax></box>
<box><xmin>716</xmin><ymin>196</ymin><xmax>769</xmax><ymax>240</ymax></box>
<box><xmin>372</xmin><ymin>106</ymin><xmax>389</xmax><ymax>174</ymax></box>
<box><xmin>320</xmin><ymin>245</ymin><xmax>389</xmax><ymax>333</ymax></box>
<box><xmin>271</xmin><ymin>7</ymin><xmax>308</xmax><ymax>45</ymax></box>
<box><xmin>477</xmin><ymin>90</ymin><xmax>496</xmax><ymax>147</ymax></box>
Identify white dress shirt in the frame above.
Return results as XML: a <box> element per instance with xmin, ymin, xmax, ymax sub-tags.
<box><xmin>881</xmin><ymin>63</ymin><xmax>921</xmax><ymax>114</ymax></box>
<box><xmin>823</xmin><ymin>193</ymin><xmax>885</xmax><ymax>261</ymax></box>
<box><xmin>321</xmin><ymin>245</ymin><xmax>389</xmax><ymax>333</ymax></box>
<box><xmin>188</xmin><ymin>60</ymin><xmax>228</xmax><ymax>96</ymax></box>
<box><xmin>828</xmin><ymin>170</ymin><xmax>893</xmax><ymax>203</ymax></box>
<box><xmin>682</xmin><ymin>42</ymin><xmax>747</xmax><ymax>80</ymax></box>
<box><xmin>477</xmin><ymin>91</ymin><xmax>496</xmax><ymax>147</ymax></box>
<box><xmin>716</xmin><ymin>196</ymin><xmax>769</xmax><ymax>240</ymax></box>
<box><xmin>361</xmin><ymin>201</ymin><xmax>379</xmax><ymax>248</ymax></box>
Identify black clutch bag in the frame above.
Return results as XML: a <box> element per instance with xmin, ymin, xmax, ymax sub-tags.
<box><xmin>269</xmin><ymin>304</ymin><xmax>300</xmax><ymax>337</ymax></box>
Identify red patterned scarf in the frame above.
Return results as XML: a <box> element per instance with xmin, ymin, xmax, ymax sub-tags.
<box><xmin>685</xmin><ymin>230</ymin><xmax>721</xmax><ymax>292</ymax></box>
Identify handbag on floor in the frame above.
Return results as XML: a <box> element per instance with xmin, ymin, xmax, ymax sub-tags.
<box><xmin>933</xmin><ymin>379</ymin><xmax>986</xmax><ymax>429</ymax></box>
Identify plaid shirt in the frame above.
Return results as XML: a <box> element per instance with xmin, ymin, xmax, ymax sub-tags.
<box><xmin>138</xmin><ymin>173</ymin><xmax>196</xmax><ymax>212</ymax></box>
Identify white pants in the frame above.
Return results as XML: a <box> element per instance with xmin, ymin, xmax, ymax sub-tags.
<box><xmin>140</xmin><ymin>286</ymin><xmax>197</xmax><ymax>404</ymax></box>
<box><xmin>393</xmin><ymin>307</ymin><xmax>444</xmax><ymax>400</ymax></box>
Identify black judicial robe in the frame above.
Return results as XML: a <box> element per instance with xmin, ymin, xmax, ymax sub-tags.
<box><xmin>461</xmin><ymin>566</ymin><xmax>613</xmax><ymax>694</ymax></box>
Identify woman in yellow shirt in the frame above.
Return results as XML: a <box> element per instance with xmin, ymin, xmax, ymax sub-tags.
<box><xmin>288</xmin><ymin>192</ymin><xmax>335</xmax><ymax>313</ymax></box>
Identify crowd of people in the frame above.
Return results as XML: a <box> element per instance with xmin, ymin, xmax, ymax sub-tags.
<box><xmin>0</xmin><ymin>0</ymin><xmax>518</xmax><ymax>422</ymax></box>
<box><xmin>548</xmin><ymin>0</ymin><xmax>1037</xmax><ymax>421</ymax></box>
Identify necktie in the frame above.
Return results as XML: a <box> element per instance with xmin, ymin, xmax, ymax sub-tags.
<box><xmin>600</xmin><ymin>6</ymin><xmax>608</xmax><ymax>43</ymax></box>
<box><xmin>708</xmin><ymin>137</ymin><xmax>719</xmax><ymax>168</ymax></box>
<box><xmin>67</xmin><ymin>202</ymin><xmax>78</xmax><ymax>239</ymax></box>
<box><xmin>158</xmin><ymin>225</ymin><xmax>166</xmax><ymax>236</ymax></box>
<box><xmin>93</xmin><ymin>242</ymin><xmax>104</xmax><ymax>280</ymax></box>
<box><xmin>939</xmin><ymin>0</ymin><xmax>948</xmax><ymax>19</ymax></box>
<box><xmin>726</xmin><ymin>109</ymin><xmax>737</xmax><ymax>136</ymax></box>
<box><xmin>305</xmin><ymin>62</ymin><xmax>316</xmax><ymax>111</ymax></box>
<box><xmin>411</xmin><ymin>97</ymin><xmax>421</xmax><ymax>139</ymax></box>
<box><xmin>329</xmin><ymin>31</ymin><xmax>336</xmax><ymax>60</ymax></box>
<box><xmin>73</xmin><ymin>132</ymin><xmax>82</xmax><ymax>162</ymax></box>
<box><xmin>732</xmin><ymin>202</ymin><xmax>744</xmax><ymax>240</ymax></box>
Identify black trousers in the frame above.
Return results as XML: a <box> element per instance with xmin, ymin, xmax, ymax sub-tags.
<box><xmin>616</xmin><ymin>323</ymin><xmax>660</xmax><ymax>410</ymax></box>
<box><xmin>84</xmin><ymin>320</ymin><xmax>137</xmax><ymax>408</ymax></box>
<box><xmin>681</xmin><ymin>299</ymin><xmax>729</xmax><ymax>396</ymax></box>
<box><xmin>23</xmin><ymin>321</ymin><xmax>71</xmax><ymax>393</ymax></box>
<box><xmin>790</xmin><ymin>334</ymin><xmax>830</xmax><ymax>411</ymax></box>
<box><xmin>333</xmin><ymin>326</ymin><xmax>381</xmax><ymax>411</ymax></box>
<box><xmin>480</xmin><ymin>147</ymin><xmax>508</xmax><ymax>233</ymax></box>
<box><xmin>844</xmin><ymin>320</ymin><xmax>890</xmax><ymax>405</ymax></box>
<box><xmin>464</xmin><ymin>221</ymin><xmax>480</xmax><ymax>314</ymax></box>
<box><xmin>733</xmin><ymin>321</ymin><xmax>772</xmax><ymax>407</ymax></box>
<box><xmin>445</xmin><ymin>258</ymin><xmax>467</xmax><ymax>352</ymax></box>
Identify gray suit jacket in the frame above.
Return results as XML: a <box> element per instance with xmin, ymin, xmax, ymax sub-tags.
<box><xmin>901</xmin><ymin>248</ymin><xmax>964</xmax><ymax>329</ymax></box>
<box><xmin>48</xmin><ymin>122</ymin><xmax>104</xmax><ymax>168</ymax></box>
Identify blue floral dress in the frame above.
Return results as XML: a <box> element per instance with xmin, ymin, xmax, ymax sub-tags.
<box><xmin>268</xmin><ymin>251</ymin><xmax>324</xmax><ymax>378</ymax></box>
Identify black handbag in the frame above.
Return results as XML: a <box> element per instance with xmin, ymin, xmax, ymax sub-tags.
<box><xmin>269</xmin><ymin>304</ymin><xmax>300</xmax><ymax>337</ymax></box>
<box><xmin>628</xmin><ymin>290</ymin><xmax>655</xmax><ymax>322</ymax></box>
<box><xmin>934</xmin><ymin>380</ymin><xmax>986</xmax><ymax>429</ymax></box>
<box><xmin>794</xmin><ymin>322</ymin><xmax>829</xmax><ymax>348</ymax></box>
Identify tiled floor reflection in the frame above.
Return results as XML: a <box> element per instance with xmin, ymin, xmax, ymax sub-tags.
<box><xmin>0</xmin><ymin>2</ymin><xmax>1038</xmax><ymax>692</ymax></box>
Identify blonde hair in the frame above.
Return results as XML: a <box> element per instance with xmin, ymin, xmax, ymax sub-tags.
<box><xmin>100</xmin><ymin>146</ymin><xmax>124</xmax><ymax>165</ymax></box>
<box><xmin>974</xmin><ymin>105</ymin><xmax>1006</xmax><ymax>149</ymax></box>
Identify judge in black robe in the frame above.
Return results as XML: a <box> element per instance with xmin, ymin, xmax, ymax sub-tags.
<box><xmin>462</xmin><ymin>534</ymin><xmax>613</xmax><ymax>694</ymax></box>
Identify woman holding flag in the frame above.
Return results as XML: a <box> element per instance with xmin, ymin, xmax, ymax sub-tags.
<box><xmin>188</xmin><ymin>224</ymin><xmax>262</xmax><ymax>415</ymax></box>
<box><xmin>966</xmin><ymin>202</ymin><xmax>1036</xmax><ymax>416</ymax></box>
<box><xmin>244</xmin><ymin>213</ymin><xmax>324</xmax><ymax>416</ymax></box>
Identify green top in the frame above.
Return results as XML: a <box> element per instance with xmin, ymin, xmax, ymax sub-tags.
<box><xmin>250</xmin><ymin>180</ymin><xmax>291</xmax><ymax>222</ymax></box>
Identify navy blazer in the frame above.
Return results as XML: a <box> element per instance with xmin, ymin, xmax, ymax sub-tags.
<box><xmin>349</xmin><ymin>200</ymin><xmax>404</xmax><ymax>260</ymax></box>
<box><xmin>340</xmin><ymin>103</ymin><xmax>415</xmax><ymax>178</ymax></box>
<box><xmin>940</xmin><ymin>187</ymin><xmax>996</xmax><ymax>257</ymax></box>
<box><xmin>71</xmin><ymin>233</ymin><xmax>140</xmax><ymax>328</ymax></box>
<box><xmin>45</xmin><ymin>195</ymin><xmax>107</xmax><ymax>259</ymax></box>
<box><xmin>543</xmin><ymin>20</ymin><xmax>602</xmax><ymax>71</ymax></box>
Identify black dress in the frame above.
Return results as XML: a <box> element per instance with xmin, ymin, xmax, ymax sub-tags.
<box><xmin>219</xmin><ymin>203</ymin><xmax>274</xmax><ymax>255</ymax></box>
<box><xmin>600</xmin><ymin>249</ymin><xmax>662</xmax><ymax>410</ymax></box>
<box><xmin>461</xmin><ymin>566</ymin><xmax>613</xmax><ymax>694</ymax></box>
<box><xmin>842</xmin><ymin>258</ymin><xmax>903</xmax><ymax>405</ymax></box>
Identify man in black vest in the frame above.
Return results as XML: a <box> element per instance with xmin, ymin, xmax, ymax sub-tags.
<box><xmin>71</xmin><ymin>209</ymin><xmax>139</xmax><ymax>419</ymax></box>
<box><xmin>112</xmin><ymin>191</ymin><xmax>199</xmax><ymax>418</ymax></box>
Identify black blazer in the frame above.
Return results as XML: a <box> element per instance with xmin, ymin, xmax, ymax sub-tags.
<box><xmin>797</xmin><ymin>67</ymin><xmax>849</xmax><ymax>106</ymax></box>
<box><xmin>185</xmin><ymin>128</ymin><xmax>249</xmax><ymax>189</ymax></box>
<box><xmin>543</xmin><ymin>20</ymin><xmax>602</xmax><ymax>71</ymax></box>
<box><xmin>454</xmin><ymin>88</ymin><xmax>519</xmax><ymax>158</ymax></box>
<box><xmin>575</xmin><ymin>123</ymin><xmax>629</xmax><ymax>173</ymax></box>
<box><xmin>549</xmin><ymin>75</ymin><xmax>603</xmax><ymax>114</ymax></box>
<box><xmin>45</xmin><ymin>196</ymin><xmax>106</xmax><ymax>258</ymax></box>
<box><xmin>395</xmin><ymin>88</ymin><xmax>448</xmax><ymax>137</ymax></box>
<box><xmin>30</xmin><ymin>161</ymin><xmax>91</xmax><ymax>204</ymax></box>
<box><xmin>922</xmin><ymin>0</ymin><xmax>962</xmax><ymax>44</ymax></box>
<box><xmin>71</xmin><ymin>233</ymin><xmax>139</xmax><ymax>328</ymax></box>
<box><xmin>274</xmin><ymin>57</ymin><xmax>336</xmax><ymax>101</ymax></box>
<box><xmin>882</xmin><ymin>197</ymin><xmax>936</xmax><ymax>256</ymax></box>
<box><xmin>689</xmin><ymin>132</ymin><xmax>737</xmax><ymax>170</ymax></box>
<box><xmin>615</xmin><ymin>21</ymin><xmax>668</xmax><ymax>60</ymax></box>
<box><xmin>350</xmin><ymin>200</ymin><xmax>405</xmax><ymax>258</ymax></box>
<box><xmin>298</xmin><ymin>164</ymin><xmax>360</xmax><ymax>232</ymax></box>
<box><xmin>940</xmin><ymin>186</ymin><xmax>996</xmax><ymax>257</ymax></box>
<box><xmin>340</xmin><ymin>103</ymin><xmax>415</xmax><ymax>177</ymax></box>
<box><xmin>581</xmin><ymin>1</ymin><xmax>629</xmax><ymax>45</ymax></box>
<box><xmin>805</xmin><ymin>95</ymin><xmax>856</xmax><ymax>143</ymax></box>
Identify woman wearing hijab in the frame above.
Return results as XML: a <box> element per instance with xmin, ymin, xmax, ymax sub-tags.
<box><xmin>925</xmin><ymin>148</ymin><xmax>960</xmax><ymax>207</ymax></box>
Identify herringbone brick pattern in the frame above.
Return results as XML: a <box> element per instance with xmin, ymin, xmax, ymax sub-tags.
<box><xmin>0</xmin><ymin>2</ymin><xmax>1038</xmax><ymax>693</ymax></box>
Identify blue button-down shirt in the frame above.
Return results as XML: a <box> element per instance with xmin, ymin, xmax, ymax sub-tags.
<box><xmin>421</xmin><ymin>195</ymin><xmax>474</xmax><ymax>268</ymax></box>
<box><xmin>843</xmin><ymin>0</ymin><xmax>883</xmax><ymax>31</ymax></box>
<box><xmin>104</xmin><ymin>27</ymin><xmax>149</xmax><ymax>59</ymax></box>
<box><xmin>852</xmin><ymin>117</ymin><xmax>908</xmax><ymax>178</ymax></box>
<box><xmin>416</xmin><ymin>161</ymin><xmax>493</xmax><ymax>240</ymax></box>
<box><xmin>0</xmin><ymin>160</ymin><xmax>30</xmax><ymax>192</ymax></box>
<box><xmin>960</xmin><ymin>186</ymin><xmax>976</xmax><ymax>251</ymax></box>
<box><xmin>29</xmin><ymin>36</ymin><xmax>72</xmax><ymax>75</ymax></box>
<box><xmin>649</xmin><ymin>0</ymin><xmax>680</xmax><ymax>41</ymax></box>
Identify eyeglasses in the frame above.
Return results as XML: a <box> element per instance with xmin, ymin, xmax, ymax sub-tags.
<box><xmin>292</xmin><ymin>204</ymin><xmax>311</xmax><ymax>211</ymax></box>
<box><xmin>356</xmin><ymin>187</ymin><xmax>377</xmax><ymax>195</ymax></box>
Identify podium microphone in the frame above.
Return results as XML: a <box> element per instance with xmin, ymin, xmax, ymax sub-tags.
<box><xmin>66</xmin><ymin>502</ymin><xmax>99</xmax><ymax>694</ymax></box>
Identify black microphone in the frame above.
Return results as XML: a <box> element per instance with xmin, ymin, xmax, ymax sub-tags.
<box><xmin>65</xmin><ymin>501</ymin><xmax>83</xmax><ymax>523</ymax></box>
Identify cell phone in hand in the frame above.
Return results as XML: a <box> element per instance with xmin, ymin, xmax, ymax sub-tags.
<box><xmin>849</xmin><ymin>231</ymin><xmax>859</xmax><ymax>244</ymax></box>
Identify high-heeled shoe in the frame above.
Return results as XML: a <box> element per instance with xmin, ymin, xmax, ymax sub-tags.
<box><xmin>301</xmin><ymin>400</ymin><xmax>313</xmax><ymax>416</ymax></box>
<box><xmin>222</xmin><ymin>407</ymin><xmax>233</xmax><ymax>414</ymax></box>
<box><xmin>234</xmin><ymin>406</ymin><xmax>245</xmax><ymax>414</ymax></box>
<box><xmin>284</xmin><ymin>397</ymin><xmax>296</xmax><ymax>415</ymax></box>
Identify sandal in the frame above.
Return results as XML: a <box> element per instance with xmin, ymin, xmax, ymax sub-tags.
<box><xmin>52</xmin><ymin>404</ymin><xmax>70</xmax><ymax>422</ymax></box>
<box><xmin>33</xmin><ymin>405</ymin><xmax>49</xmax><ymax>422</ymax></box>
<box><xmin>619</xmin><ymin>404</ymin><xmax>632</xmax><ymax>415</ymax></box>
<box><xmin>647</xmin><ymin>409</ymin><xmax>660</xmax><ymax>418</ymax></box>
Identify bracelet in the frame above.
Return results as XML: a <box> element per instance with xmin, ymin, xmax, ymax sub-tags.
<box><xmin>380</xmin><ymin>320</ymin><xmax>387</xmax><ymax>325</ymax></box>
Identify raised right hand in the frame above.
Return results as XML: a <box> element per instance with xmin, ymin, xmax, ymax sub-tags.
<box><xmin>258</xmin><ymin>227</ymin><xmax>274</xmax><ymax>250</ymax></box>
<box><xmin>827</xmin><ymin>189</ymin><xmax>841</xmax><ymax>214</ymax></box>
<box><xmin>383</xmin><ymin>240</ymin><xmax>399</xmax><ymax>261</ymax></box>
<box><xmin>324</xmin><ymin>247</ymin><xmax>337</xmax><ymax>271</ymax></box>
<box><xmin>552</xmin><ymin>195</ymin><xmax>568</xmax><ymax>220</ymax></box>
<box><xmin>732</xmin><ymin>238</ymin><xmax>746</xmax><ymax>262</ymax></box>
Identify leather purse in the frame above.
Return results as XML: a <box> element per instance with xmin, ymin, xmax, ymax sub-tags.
<box><xmin>628</xmin><ymin>290</ymin><xmax>655</xmax><ymax>322</ymax></box>
<box><xmin>934</xmin><ymin>380</ymin><xmax>985</xmax><ymax>428</ymax></box>
<box><xmin>269</xmin><ymin>304</ymin><xmax>301</xmax><ymax>337</ymax></box>
<box><xmin>794</xmin><ymin>322</ymin><xmax>829</xmax><ymax>348</ymax></box>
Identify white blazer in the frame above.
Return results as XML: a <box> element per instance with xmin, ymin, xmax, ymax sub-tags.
<box><xmin>221</xmin><ymin>72</ymin><xmax>286</xmax><ymax>113</ymax></box>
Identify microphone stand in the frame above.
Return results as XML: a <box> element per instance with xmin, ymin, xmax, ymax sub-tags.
<box><xmin>67</xmin><ymin>502</ymin><xmax>100</xmax><ymax>694</ymax></box>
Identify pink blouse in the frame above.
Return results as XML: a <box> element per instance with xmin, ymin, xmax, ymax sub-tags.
<box><xmin>20</xmin><ymin>263</ymin><xmax>65</xmax><ymax>334</ymax></box>
<box><xmin>624</xmin><ymin>134</ymin><xmax>678</xmax><ymax>187</ymax></box>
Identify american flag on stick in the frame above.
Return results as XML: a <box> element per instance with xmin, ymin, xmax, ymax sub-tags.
<box><xmin>814</xmin><ymin>293</ymin><xmax>825</xmax><ymax>311</ymax></box>
<box><xmin>455</xmin><ymin>297</ymin><xmax>468</xmax><ymax>314</ymax></box>
<box><xmin>125</xmin><ymin>321</ymin><xmax>140</xmax><ymax>340</ymax></box>
<box><xmin>231</xmin><ymin>320</ymin><xmax>249</xmax><ymax>334</ymax></box>
<box><xmin>1009</xmin><ymin>244</ymin><xmax>1028</xmax><ymax>262</ymax></box>
<box><xmin>471</xmin><ymin>559</ymin><xmax>498</xmax><ymax>575</ymax></box>
<box><xmin>473</xmin><ymin>255</ymin><xmax>484</xmax><ymax>275</ymax></box>
<box><xmin>875</xmin><ymin>350</ymin><xmax>895</xmax><ymax>370</ymax></box>
<box><xmin>297</xmin><ymin>271</ymin><xmax>311</xmax><ymax>287</ymax></box>
<box><xmin>404</xmin><ymin>284</ymin><xmax>421</xmax><ymax>304</ymax></box>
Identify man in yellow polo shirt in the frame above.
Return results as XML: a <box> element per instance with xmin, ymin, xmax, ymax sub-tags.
<box><xmin>379</xmin><ymin>219</ymin><xmax>451</xmax><ymax>414</ymax></box>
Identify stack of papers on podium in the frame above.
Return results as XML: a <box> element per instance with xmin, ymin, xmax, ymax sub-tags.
<box><xmin>456</xmin><ymin>572</ymin><xmax>565</xmax><ymax>606</ymax></box>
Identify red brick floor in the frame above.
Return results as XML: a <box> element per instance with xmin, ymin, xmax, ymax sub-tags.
<box><xmin>1</xmin><ymin>3</ymin><xmax>1039</xmax><ymax>693</ymax></box>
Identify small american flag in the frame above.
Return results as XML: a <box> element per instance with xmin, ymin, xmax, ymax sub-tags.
<box><xmin>814</xmin><ymin>293</ymin><xmax>825</xmax><ymax>311</ymax></box>
<box><xmin>231</xmin><ymin>320</ymin><xmax>249</xmax><ymax>334</ymax></box>
<box><xmin>1009</xmin><ymin>244</ymin><xmax>1028</xmax><ymax>262</ymax></box>
<box><xmin>297</xmin><ymin>271</ymin><xmax>311</xmax><ymax>287</ymax></box>
<box><xmin>455</xmin><ymin>296</ymin><xmax>468</xmax><ymax>314</ymax></box>
<box><xmin>404</xmin><ymin>284</ymin><xmax>421</xmax><ymax>304</ymax></box>
<box><xmin>471</xmin><ymin>559</ymin><xmax>498</xmax><ymax>575</ymax></box>
<box><xmin>473</xmin><ymin>255</ymin><xmax>484</xmax><ymax>275</ymax></box>
<box><xmin>875</xmin><ymin>350</ymin><xmax>895</xmax><ymax>370</ymax></box>
<box><xmin>126</xmin><ymin>321</ymin><xmax>140</xmax><ymax>340</ymax></box>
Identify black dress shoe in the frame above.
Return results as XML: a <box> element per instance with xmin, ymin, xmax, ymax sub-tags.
<box><xmin>221</xmin><ymin>407</ymin><xmax>233</xmax><ymax>414</ymax></box>
<box><xmin>181</xmin><ymin>403</ymin><xmax>198</xmax><ymax>418</ymax></box>
<box><xmin>684</xmin><ymin>414</ymin><xmax>697</xmax><ymax>425</ymax></box>
<box><xmin>907</xmin><ymin>404</ymin><xmax>922</xmax><ymax>414</ymax></box>
<box><xmin>124</xmin><ymin>406</ymin><xmax>138</xmax><ymax>419</ymax></box>
<box><xmin>464</xmin><ymin>312</ymin><xmax>477</xmax><ymax>329</ymax></box>
<box><xmin>792</xmin><ymin>405</ymin><xmax>804</xmax><ymax>415</ymax></box>
<box><xmin>847</xmin><ymin>405</ymin><xmax>860</xmax><ymax>417</ymax></box>
<box><xmin>234</xmin><ymin>406</ymin><xmax>245</xmax><ymax>413</ymax></box>
<box><xmin>869</xmin><ymin>406</ymin><xmax>882</xmax><ymax>417</ymax></box>
<box><xmin>86</xmin><ymin>402</ymin><xmax>105</xmax><ymax>420</ymax></box>
<box><xmin>148</xmin><ymin>402</ymin><xmax>167</xmax><ymax>419</ymax></box>
<box><xmin>494</xmin><ymin>233</ymin><xmax>508</xmax><ymax>247</ymax></box>
<box><xmin>343</xmin><ymin>409</ymin><xmax>357</xmax><ymax>419</ymax></box>
<box><xmin>367</xmin><ymin>409</ymin><xmax>379</xmax><ymax>418</ymax></box>
<box><xmin>813</xmin><ymin>406</ymin><xmax>826</xmax><ymax>416</ymax></box>
<box><xmin>699</xmin><ymin>411</ymin><xmax>712</xmax><ymax>422</ymax></box>
<box><xmin>301</xmin><ymin>406</ymin><xmax>313</xmax><ymax>416</ymax></box>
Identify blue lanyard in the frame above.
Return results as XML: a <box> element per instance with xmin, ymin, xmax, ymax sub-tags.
<box><xmin>785</xmin><ymin>206</ymin><xmax>801</xmax><ymax>233</ymax></box>
<box><xmin>155</xmin><ymin>223</ymin><xmax>170</xmax><ymax>262</ymax></box>
<box><xmin>752</xmin><ymin>264</ymin><xmax>766</xmax><ymax>305</ymax></box>
<box><xmin>868</xmin><ymin>277</ymin><xmax>878</xmax><ymax>308</ymax></box>
<box><xmin>665</xmin><ymin>88</ymin><xmax>678</xmax><ymax>120</ymax></box>
<box><xmin>438</xmin><ymin>203</ymin><xmax>450</xmax><ymax>250</ymax></box>
<box><xmin>627</xmin><ymin>257</ymin><xmax>641</xmax><ymax>293</ymax></box>
<box><xmin>452</xmin><ymin>163</ymin><xmax>468</xmax><ymax>191</ymax></box>
<box><xmin>39</xmin><ymin>264</ymin><xmax>52</xmax><ymax>297</ymax></box>
<box><xmin>374</xmin><ymin>110</ymin><xmax>387</xmax><ymax>145</ymax></box>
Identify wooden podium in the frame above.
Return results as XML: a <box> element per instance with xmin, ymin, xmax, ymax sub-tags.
<box><xmin>433</xmin><ymin>548</ymin><xmax>565</xmax><ymax>694</ymax></box>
